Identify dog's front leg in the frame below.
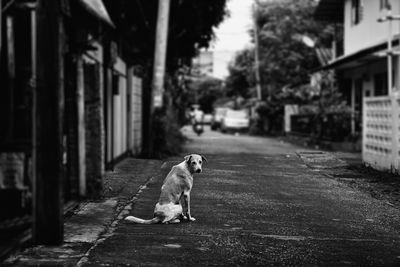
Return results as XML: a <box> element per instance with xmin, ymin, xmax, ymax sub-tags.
<box><xmin>183</xmin><ymin>192</ymin><xmax>196</xmax><ymax>222</ymax></box>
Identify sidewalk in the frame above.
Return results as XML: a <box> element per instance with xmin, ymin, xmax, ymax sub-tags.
<box><xmin>3</xmin><ymin>158</ymin><xmax>164</xmax><ymax>266</ymax></box>
<box><xmin>297</xmin><ymin>149</ymin><xmax>400</xmax><ymax>209</ymax></box>
<box><xmin>4</xmin><ymin>132</ymin><xmax>400</xmax><ymax>265</ymax></box>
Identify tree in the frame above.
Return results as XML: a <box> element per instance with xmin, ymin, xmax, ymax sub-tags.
<box><xmin>225</xmin><ymin>0</ymin><xmax>334</xmax><ymax>101</ymax></box>
<box><xmin>104</xmin><ymin>0</ymin><xmax>228</xmax><ymax>70</ymax></box>
<box><xmin>225</xmin><ymin>49</ymin><xmax>256</xmax><ymax>99</ymax></box>
<box><xmin>225</xmin><ymin>0</ymin><xmax>336</xmax><ymax>134</ymax></box>
<box><xmin>187</xmin><ymin>77</ymin><xmax>224</xmax><ymax>113</ymax></box>
<box><xmin>103</xmin><ymin>0</ymin><xmax>229</xmax><ymax>157</ymax></box>
<box><xmin>254</xmin><ymin>0</ymin><xmax>334</xmax><ymax>97</ymax></box>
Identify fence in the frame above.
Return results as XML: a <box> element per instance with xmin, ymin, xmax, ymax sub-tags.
<box><xmin>290</xmin><ymin>112</ymin><xmax>352</xmax><ymax>142</ymax></box>
<box><xmin>363</xmin><ymin>96</ymin><xmax>400</xmax><ymax>172</ymax></box>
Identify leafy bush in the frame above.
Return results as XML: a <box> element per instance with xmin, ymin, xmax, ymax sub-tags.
<box><xmin>152</xmin><ymin>108</ymin><xmax>187</xmax><ymax>158</ymax></box>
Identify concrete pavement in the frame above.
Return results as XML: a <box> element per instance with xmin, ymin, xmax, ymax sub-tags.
<box><xmin>5</xmin><ymin>126</ymin><xmax>400</xmax><ymax>266</ymax></box>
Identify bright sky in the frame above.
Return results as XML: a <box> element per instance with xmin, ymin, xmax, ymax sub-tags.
<box><xmin>211</xmin><ymin>0</ymin><xmax>253</xmax><ymax>79</ymax></box>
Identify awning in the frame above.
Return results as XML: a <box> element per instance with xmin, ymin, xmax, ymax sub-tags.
<box><xmin>314</xmin><ymin>0</ymin><xmax>344</xmax><ymax>22</ymax></box>
<box><xmin>315</xmin><ymin>47</ymin><xmax>332</xmax><ymax>66</ymax></box>
<box><xmin>319</xmin><ymin>39</ymin><xmax>399</xmax><ymax>71</ymax></box>
<box><xmin>78</xmin><ymin>0</ymin><xmax>115</xmax><ymax>28</ymax></box>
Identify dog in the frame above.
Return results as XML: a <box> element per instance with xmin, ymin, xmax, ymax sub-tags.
<box><xmin>125</xmin><ymin>154</ymin><xmax>206</xmax><ymax>224</ymax></box>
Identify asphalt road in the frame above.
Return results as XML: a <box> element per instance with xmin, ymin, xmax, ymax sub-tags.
<box><xmin>85</xmin><ymin>126</ymin><xmax>400</xmax><ymax>266</ymax></box>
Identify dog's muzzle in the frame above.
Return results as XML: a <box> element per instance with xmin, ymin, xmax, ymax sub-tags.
<box><xmin>196</xmin><ymin>169</ymin><xmax>202</xmax><ymax>173</ymax></box>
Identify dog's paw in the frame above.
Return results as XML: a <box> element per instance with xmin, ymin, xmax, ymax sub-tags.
<box><xmin>180</xmin><ymin>215</ymin><xmax>188</xmax><ymax>221</ymax></box>
<box><xmin>188</xmin><ymin>217</ymin><xmax>196</xmax><ymax>222</ymax></box>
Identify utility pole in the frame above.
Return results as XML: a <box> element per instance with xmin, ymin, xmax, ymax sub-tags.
<box><xmin>0</xmin><ymin>0</ymin><xmax>2</xmax><ymax>68</ymax></box>
<box><xmin>144</xmin><ymin>0</ymin><xmax>170</xmax><ymax>157</ymax></box>
<box><xmin>387</xmin><ymin>9</ymin><xmax>393</xmax><ymax>96</ymax></box>
<box><xmin>377</xmin><ymin>8</ymin><xmax>400</xmax><ymax>95</ymax></box>
<box><xmin>33</xmin><ymin>0</ymin><xmax>64</xmax><ymax>245</ymax></box>
<box><xmin>253</xmin><ymin>2</ymin><xmax>262</xmax><ymax>101</ymax></box>
<box><xmin>152</xmin><ymin>0</ymin><xmax>170</xmax><ymax>108</ymax></box>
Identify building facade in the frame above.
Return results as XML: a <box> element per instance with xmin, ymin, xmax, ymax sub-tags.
<box><xmin>315</xmin><ymin>0</ymin><xmax>400</xmax><ymax>172</ymax></box>
<box><xmin>0</xmin><ymin>0</ymin><xmax>143</xmax><ymax>247</ymax></box>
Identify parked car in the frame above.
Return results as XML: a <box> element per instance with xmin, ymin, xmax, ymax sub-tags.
<box><xmin>211</xmin><ymin>107</ymin><xmax>228</xmax><ymax>130</ymax></box>
<box><xmin>203</xmin><ymin>114</ymin><xmax>213</xmax><ymax>124</ymax></box>
<box><xmin>220</xmin><ymin>109</ymin><xmax>250</xmax><ymax>133</ymax></box>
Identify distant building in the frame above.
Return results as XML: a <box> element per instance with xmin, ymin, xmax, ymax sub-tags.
<box><xmin>191</xmin><ymin>51</ymin><xmax>214</xmax><ymax>77</ymax></box>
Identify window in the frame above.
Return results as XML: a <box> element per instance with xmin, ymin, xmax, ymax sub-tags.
<box><xmin>351</xmin><ymin>0</ymin><xmax>363</xmax><ymax>25</ymax></box>
<box><xmin>380</xmin><ymin>0</ymin><xmax>391</xmax><ymax>10</ymax></box>
<box><xmin>354</xmin><ymin>78</ymin><xmax>363</xmax><ymax>113</ymax></box>
<box><xmin>0</xmin><ymin>14</ymin><xmax>33</xmax><ymax>144</ymax></box>
<box><xmin>374</xmin><ymin>72</ymin><xmax>388</xmax><ymax>96</ymax></box>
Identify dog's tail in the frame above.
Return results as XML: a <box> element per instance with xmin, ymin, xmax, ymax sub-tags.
<box><xmin>124</xmin><ymin>215</ymin><xmax>161</xmax><ymax>224</ymax></box>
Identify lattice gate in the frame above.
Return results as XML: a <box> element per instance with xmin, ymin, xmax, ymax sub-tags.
<box><xmin>363</xmin><ymin>96</ymin><xmax>400</xmax><ymax>173</ymax></box>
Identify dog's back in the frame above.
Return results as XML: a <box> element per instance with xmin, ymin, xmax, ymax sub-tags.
<box><xmin>158</xmin><ymin>163</ymin><xmax>192</xmax><ymax>205</ymax></box>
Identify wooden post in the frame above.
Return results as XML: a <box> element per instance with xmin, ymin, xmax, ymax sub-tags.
<box><xmin>6</xmin><ymin>16</ymin><xmax>15</xmax><ymax>139</ymax></box>
<box><xmin>31</xmin><ymin>7</ymin><xmax>37</xmax><ymax>213</ymax></box>
<box><xmin>351</xmin><ymin>81</ymin><xmax>356</xmax><ymax>135</ymax></box>
<box><xmin>111</xmin><ymin>72</ymin><xmax>115</xmax><ymax>170</ymax></box>
<box><xmin>76</xmin><ymin>56</ymin><xmax>86</xmax><ymax>197</ymax></box>
<box><xmin>387</xmin><ymin>9</ymin><xmax>393</xmax><ymax>95</ymax></box>
<box><xmin>127</xmin><ymin>66</ymin><xmax>134</xmax><ymax>153</ymax></box>
<box><xmin>33</xmin><ymin>0</ymin><xmax>64</xmax><ymax>245</ymax></box>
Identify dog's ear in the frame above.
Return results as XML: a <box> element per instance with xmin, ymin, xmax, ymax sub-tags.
<box><xmin>201</xmin><ymin>155</ymin><xmax>207</xmax><ymax>162</ymax></box>
<box><xmin>184</xmin><ymin>155</ymin><xmax>192</xmax><ymax>163</ymax></box>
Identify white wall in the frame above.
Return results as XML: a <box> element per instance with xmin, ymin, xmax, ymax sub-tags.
<box><xmin>132</xmin><ymin>76</ymin><xmax>142</xmax><ymax>155</ymax></box>
<box><xmin>113</xmin><ymin>75</ymin><xmax>127</xmax><ymax>157</ymax></box>
<box><xmin>344</xmin><ymin>0</ymin><xmax>400</xmax><ymax>55</ymax></box>
<box><xmin>113</xmin><ymin>58</ymin><xmax>127</xmax><ymax>158</ymax></box>
<box><xmin>106</xmin><ymin>57</ymin><xmax>128</xmax><ymax>162</ymax></box>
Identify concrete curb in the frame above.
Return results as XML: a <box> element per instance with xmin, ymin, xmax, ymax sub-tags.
<box><xmin>76</xmin><ymin>175</ymin><xmax>157</xmax><ymax>266</ymax></box>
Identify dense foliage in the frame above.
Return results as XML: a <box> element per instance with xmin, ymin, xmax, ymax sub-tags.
<box><xmin>255</xmin><ymin>0</ymin><xmax>334</xmax><ymax>95</ymax></box>
<box><xmin>225</xmin><ymin>0</ymin><xmax>340</xmax><ymax>135</ymax></box>
<box><xmin>104</xmin><ymin>0</ymin><xmax>228</xmax><ymax>68</ymax></box>
<box><xmin>226</xmin><ymin>0</ymin><xmax>334</xmax><ymax>100</ymax></box>
<box><xmin>225</xmin><ymin>49</ymin><xmax>256</xmax><ymax>98</ymax></box>
<box><xmin>186</xmin><ymin>77</ymin><xmax>224</xmax><ymax>113</ymax></box>
<box><xmin>131</xmin><ymin>0</ymin><xmax>225</xmax><ymax>157</ymax></box>
<box><xmin>103</xmin><ymin>0</ymin><xmax>228</xmax><ymax>157</ymax></box>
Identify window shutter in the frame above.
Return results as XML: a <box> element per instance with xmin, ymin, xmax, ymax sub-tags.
<box><xmin>359</xmin><ymin>0</ymin><xmax>364</xmax><ymax>22</ymax></box>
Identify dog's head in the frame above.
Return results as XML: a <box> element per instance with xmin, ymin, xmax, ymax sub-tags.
<box><xmin>184</xmin><ymin>154</ymin><xmax>207</xmax><ymax>174</ymax></box>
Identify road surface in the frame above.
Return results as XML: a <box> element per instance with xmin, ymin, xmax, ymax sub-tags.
<box><xmin>85</xmin><ymin>126</ymin><xmax>400</xmax><ymax>266</ymax></box>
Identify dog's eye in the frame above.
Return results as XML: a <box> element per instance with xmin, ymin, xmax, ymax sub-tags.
<box><xmin>199</xmin><ymin>161</ymin><xmax>202</xmax><ymax>164</ymax></box>
<box><xmin>192</xmin><ymin>162</ymin><xmax>196</xmax><ymax>165</ymax></box>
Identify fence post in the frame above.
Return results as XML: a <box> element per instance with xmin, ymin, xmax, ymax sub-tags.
<box><xmin>391</xmin><ymin>96</ymin><xmax>399</xmax><ymax>173</ymax></box>
<box><xmin>362</xmin><ymin>97</ymin><xmax>367</xmax><ymax>165</ymax></box>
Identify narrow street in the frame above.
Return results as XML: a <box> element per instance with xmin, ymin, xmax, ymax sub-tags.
<box><xmin>82</xmin><ymin>127</ymin><xmax>400</xmax><ymax>266</ymax></box>
<box><xmin>3</xmin><ymin>1</ymin><xmax>400</xmax><ymax>266</ymax></box>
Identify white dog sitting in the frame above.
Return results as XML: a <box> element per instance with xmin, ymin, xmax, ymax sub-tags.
<box><xmin>125</xmin><ymin>154</ymin><xmax>206</xmax><ymax>224</ymax></box>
